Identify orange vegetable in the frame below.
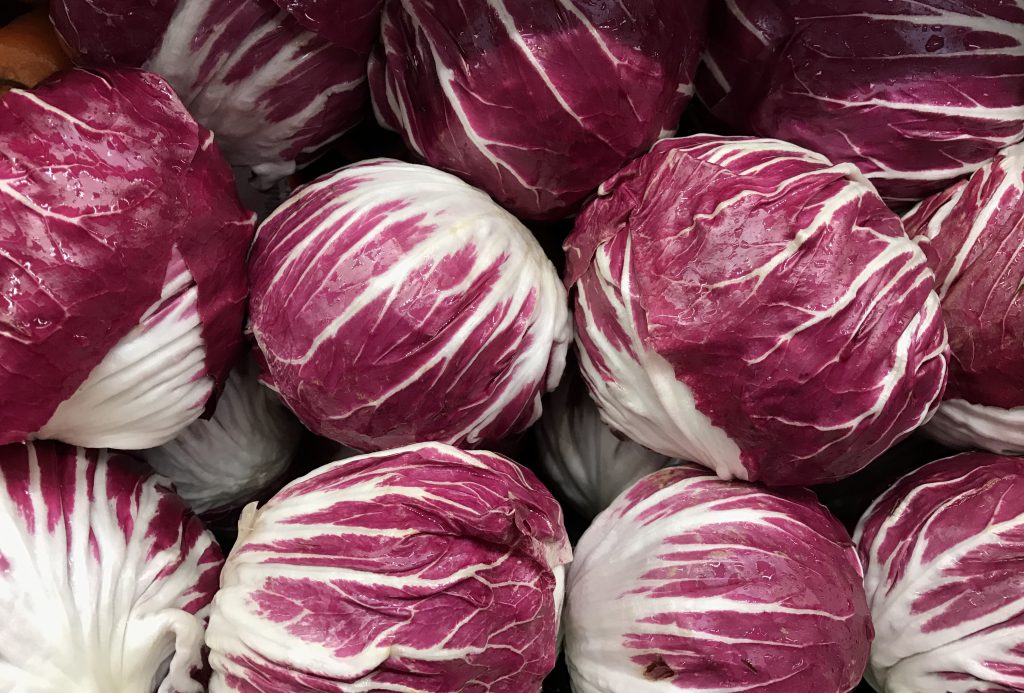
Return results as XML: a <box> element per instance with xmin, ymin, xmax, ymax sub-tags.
<box><xmin>0</xmin><ymin>9</ymin><xmax>71</xmax><ymax>94</ymax></box>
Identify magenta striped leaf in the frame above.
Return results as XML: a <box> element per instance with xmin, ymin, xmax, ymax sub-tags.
<box><xmin>856</xmin><ymin>453</ymin><xmax>1024</xmax><ymax>692</ymax></box>
<box><xmin>248</xmin><ymin>159</ymin><xmax>571</xmax><ymax>451</ymax></box>
<box><xmin>0</xmin><ymin>442</ymin><xmax>223</xmax><ymax>692</ymax></box>
<box><xmin>564</xmin><ymin>135</ymin><xmax>948</xmax><ymax>486</ymax></box>
<box><xmin>206</xmin><ymin>442</ymin><xmax>571</xmax><ymax>693</ymax></box>
<box><xmin>51</xmin><ymin>0</ymin><xmax>378</xmax><ymax>184</ymax></box>
<box><xmin>566</xmin><ymin>464</ymin><xmax>871</xmax><ymax>692</ymax></box>
<box><xmin>369</xmin><ymin>0</ymin><xmax>709</xmax><ymax>220</ymax></box>
<box><xmin>904</xmin><ymin>142</ymin><xmax>1024</xmax><ymax>454</ymax></box>
<box><xmin>697</xmin><ymin>0</ymin><xmax>1024</xmax><ymax>206</ymax></box>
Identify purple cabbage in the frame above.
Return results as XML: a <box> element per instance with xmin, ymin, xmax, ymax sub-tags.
<box><xmin>248</xmin><ymin>159</ymin><xmax>570</xmax><ymax>451</ymax></box>
<box><xmin>50</xmin><ymin>0</ymin><xmax>383</xmax><ymax>183</ymax></box>
<box><xmin>205</xmin><ymin>442</ymin><xmax>571</xmax><ymax>692</ymax></box>
<box><xmin>368</xmin><ymin>0</ymin><xmax>709</xmax><ymax>220</ymax></box>
<box><xmin>856</xmin><ymin>453</ymin><xmax>1024</xmax><ymax>691</ymax></box>
<box><xmin>564</xmin><ymin>135</ymin><xmax>948</xmax><ymax>486</ymax></box>
<box><xmin>904</xmin><ymin>142</ymin><xmax>1024</xmax><ymax>454</ymax></box>
<box><xmin>0</xmin><ymin>441</ymin><xmax>223</xmax><ymax>692</ymax></box>
<box><xmin>0</xmin><ymin>68</ymin><xmax>254</xmax><ymax>449</ymax></box>
<box><xmin>697</xmin><ymin>0</ymin><xmax>1024</xmax><ymax>206</ymax></box>
<box><xmin>566</xmin><ymin>464</ymin><xmax>871</xmax><ymax>692</ymax></box>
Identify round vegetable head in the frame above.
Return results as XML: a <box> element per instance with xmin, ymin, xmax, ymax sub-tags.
<box><xmin>565</xmin><ymin>135</ymin><xmax>948</xmax><ymax>486</ymax></box>
<box><xmin>206</xmin><ymin>442</ymin><xmax>572</xmax><ymax>693</ymax></box>
<box><xmin>249</xmin><ymin>159</ymin><xmax>570</xmax><ymax>451</ymax></box>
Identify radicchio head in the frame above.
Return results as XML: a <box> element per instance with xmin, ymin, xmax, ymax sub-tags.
<box><xmin>0</xmin><ymin>68</ymin><xmax>254</xmax><ymax>449</ymax></box>
<box><xmin>904</xmin><ymin>142</ymin><xmax>1024</xmax><ymax>454</ymax></box>
<box><xmin>564</xmin><ymin>135</ymin><xmax>948</xmax><ymax>486</ymax></box>
<box><xmin>697</xmin><ymin>0</ymin><xmax>1024</xmax><ymax>206</ymax></box>
<box><xmin>0</xmin><ymin>441</ymin><xmax>223</xmax><ymax>692</ymax></box>
<box><xmin>206</xmin><ymin>442</ymin><xmax>571</xmax><ymax>692</ymax></box>
<box><xmin>856</xmin><ymin>453</ymin><xmax>1024</xmax><ymax>691</ymax></box>
<box><xmin>566</xmin><ymin>464</ymin><xmax>871</xmax><ymax>692</ymax></box>
<box><xmin>248</xmin><ymin>159</ymin><xmax>570</xmax><ymax>451</ymax></box>
<box><xmin>369</xmin><ymin>0</ymin><xmax>709</xmax><ymax>219</ymax></box>
<box><xmin>51</xmin><ymin>0</ymin><xmax>382</xmax><ymax>184</ymax></box>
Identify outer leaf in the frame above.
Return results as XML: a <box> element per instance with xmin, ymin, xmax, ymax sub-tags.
<box><xmin>697</xmin><ymin>0</ymin><xmax>1024</xmax><ymax>205</ymax></box>
<box><xmin>369</xmin><ymin>0</ymin><xmax>709</xmax><ymax>219</ymax></box>
<box><xmin>564</xmin><ymin>135</ymin><xmax>948</xmax><ymax>486</ymax></box>
<box><xmin>51</xmin><ymin>0</ymin><xmax>376</xmax><ymax>183</ymax></box>
<box><xmin>206</xmin><ymin>442</ymin><xmax>571</xmax><ymax>693</ymax></box>
<box><xmin>566</xmin><ymin>464</ymin><xmax>871</xmax><ymax>692</ymax></box>
<box><xmin>856</xmin><ymin>453</ymin><xmax>1024</xmax><ymax>692</ymax></box>
<box><xmin>0</xmin><ymin>441</ymin><xmax>223</xmax><ymax>693</ymax></box>
<box><xmin>0</xmin><ymin>68</ymin><xmax>254</xmax><ymax>448</ymax></box>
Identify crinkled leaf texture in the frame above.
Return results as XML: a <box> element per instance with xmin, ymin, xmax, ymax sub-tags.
<box><xmin>697</xmin><ymin>0</ymin><xmax>1024</xmax><ymax>206</ymax></box>
<box><xmin>904</xmin><ymin>142</ymin><xmax>1024</xmax><ymax>454</ymax></box>
<box><xmin>566</xmin><ymin>464</ymin><xmax>871</xmax><ymax>693</ymax></box>
<box><xmin>536</xmin><ymin>368</ymin><xmax>671</xmax><ymax>518</ymax></box>
<box><xmin>140</xmin><ymin>361</ymin><xmax>304</xmax><ymax>516</ymax></box>
<box><xmin>564</xmin><ymin>135</ymin><xmax>948</xmax><ymax>486</ymax></box>
<box><xmin>206</xmin><ymin>442</ymin><xmax>572</xmax><ymax>693</ymax></box>
<box><xmin>50</xmin><ymin>0</ymin><xmax>380</xmax><ymax>184</ymax></box>
<box><xmin>248</xmin><ymin>159</ymin><xmax>571</xmax><ymax>451</ymax></box>
<box><xmin>369</xmin><ymin>0</ymin><xmax>709</xmax><ymax>220</ymax></box>
<box><xmin>856</xmin><ymin>453</ymin><xmax>1024</xmax><ymax>692</ymax></box>
<box><xmin>0</xmin><ymin>441</ymin><xmax>223</xmax><ymax>693</ymax></box>
<box><xmin>0</xmin><ymin>68</ymin><xmax>255</xmax><ymax>449</ymax></box>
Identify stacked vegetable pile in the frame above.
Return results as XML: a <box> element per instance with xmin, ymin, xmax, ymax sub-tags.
<box><xmin>1</xmin><ymin>1</ymin><xmax>1023</xmax><ymax>692</ymax></box>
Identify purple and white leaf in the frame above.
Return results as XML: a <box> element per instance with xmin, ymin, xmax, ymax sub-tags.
<box><xmin>856</xmin><ymin>453</ymin><xmax>1024</xmax><ymax>692</ymax></box>
<box><xmin>51</xmin><ymin>0</ymin><xmax>379</xmax><ymax>184</ymax></box>
<box><xmin>369</xmin><ymin>0</ymin><xmax>709</xmax><ymax>220</ymax></box>
<box><xmin>564</xmin><ymin>135</ymin><xmax>948</xmax><ymax>486</ymax></box>
<box><xmin>248</xmin><ymin>159</ymin><xmax>571</xmax><ymax>451</ymax></box>
<box><xmin>0</xmin><ymin>68</ymin><xmax>254</xmax><ymax>449</ymax></box>
<box><xmin>904</xmin><ymin>142</ymin><xmax>1024</xmax><ymax>454</ymax></box>
<box><xmin>205</xmin><ymin>442</ymin><xmax>571</xmax><ymax>693</ymax></box>
<box><xmin>566</xmin><ymin>464</ymin><xmax>871</xmax><ymax>692</ymax></box>
<box><xmin>697</xmin><ymin>0</ymin><xmax>1024</xmax><ymax>206</ymax></box>
<box><xmin>0</xmin><ymin>442</ymin><xmax>223</xmax><ymax>693</ymax></box>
